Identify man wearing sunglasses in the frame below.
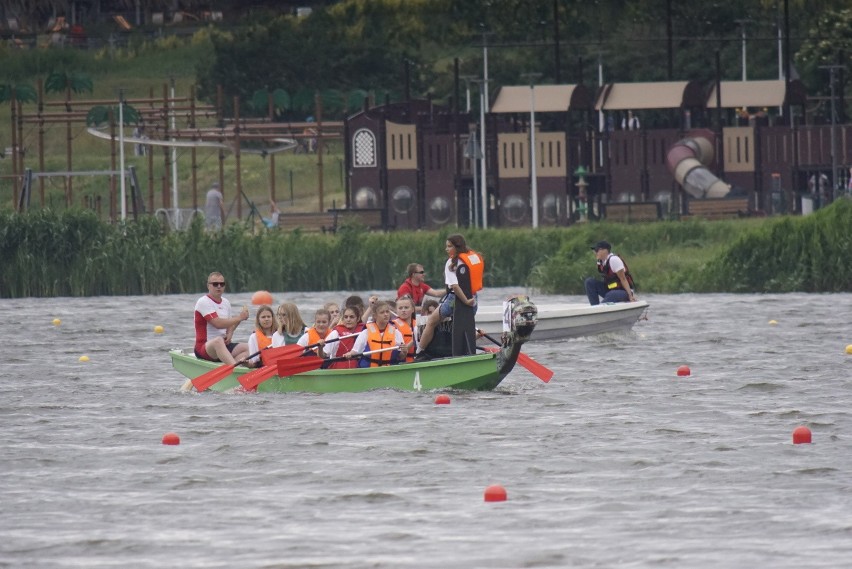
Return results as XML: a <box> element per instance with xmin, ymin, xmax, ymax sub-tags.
<box><xmin>396</xmin><ymin>263</ymin><xmax>443</xmax><ymax>307</ymax></box>
<box><xmin>193</xmin><ymin>272</ymin><xmax>250</xmax><ymax>364</ymax></box>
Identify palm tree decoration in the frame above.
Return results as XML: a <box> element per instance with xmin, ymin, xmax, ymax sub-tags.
<box><xmin>44</xmin><ymin>71</ymin><xmax>94</xmax><ymax>95</ymax></box>
<box><xmin>86</xmin><ymin>103</ymin><xmax>141</xmax><ymax>127</ymax></box>
<box><xmin>0</xmin><ymin>83</ymin><xmax>37</xmax><ymax>104</ymax></box>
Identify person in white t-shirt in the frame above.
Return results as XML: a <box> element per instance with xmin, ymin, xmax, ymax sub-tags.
<box><xmin>205</xmin><ymin>183</ymin><xmax>225</xmax><ymax>231</ymax></box>
<box><xmin>584</xmin><ymin>241</ymin><xmax>637</xmax><ymax>305</ymax></box>
<box><xmin>193</xmin><ymin>272</ymin><xmax>250</xmax><ymax>363</ymax></box>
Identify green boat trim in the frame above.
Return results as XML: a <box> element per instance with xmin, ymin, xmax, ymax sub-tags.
<box><xmin>171</xmin><ymin>294</ymin><xmax>539</xmax><ymax>394</ymax></box>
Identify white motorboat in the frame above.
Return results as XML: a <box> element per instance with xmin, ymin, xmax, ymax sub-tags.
<box><xmin>475</xmin><ymin>300</ymin><xmax>649</xmax><ymax>341</ymax></box>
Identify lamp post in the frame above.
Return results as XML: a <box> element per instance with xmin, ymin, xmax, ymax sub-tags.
<box><xmin>460</xmin><ymin>75</ymin><xmax>477</xmax><ymax>113</ymax></box>
<box><xmin>735</xmin><ymin>19</ymin><xmax>750</xmax><ymax>81</ymax></box>
<box><xmin>471</xmin><ymin>77</ymin><xmax>489</xmax><ymax>229</ymax></box>
<box><xmin>478</xmin><ymin>30</ymin><xmax>491</xmax><ymax>229</ymax></box>
<box><xmin>522</xmin><ymin>72</ymin><xmax>542</xmax><ymax>228</ymax></box>
<box><xmin>574</xmin><ymin>165</ymin><xmax>589</xmax><ymax>222</ymax></box>
<box><xmin>820</xmin><ymin>64</ymin><xmax>843</xmax><ymax>203</ymax></box>
<box><xmin>118</xmin><ymin>89</ymin><xmax>126</xmax><ymax>221</ymax></box>
<box><xmin>463</xmin><ymin>128</ymin><xmax>483</xmax><ymax>228</ymax></box>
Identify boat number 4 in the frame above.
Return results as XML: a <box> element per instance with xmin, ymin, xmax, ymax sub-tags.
<box><xmin>413</xmin><ymin>371</ymin><xmax>422</xmax><ymax>391</ymax></box>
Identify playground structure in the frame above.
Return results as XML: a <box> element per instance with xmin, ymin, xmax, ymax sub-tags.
<box><xmin>345</xmin><ymin>77</ymin><xmax>852</xmax><ymax>229</ymax></box>
<box><xmin>3</xmin><ymin>81</ymin><xmax>343</xmax><ymax>224</ymax></box>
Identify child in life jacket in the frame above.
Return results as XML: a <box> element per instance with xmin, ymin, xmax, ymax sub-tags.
<box><xmin>297</xmin><ymin>308</ymin><xmax>332</xmax><ymax>356</ymax></box>
<box><xmin>324</xmin><ymin>305</ymin><xmax>366</xmax><ymax>369</ymax></box>
<box><xmin>247</xmin><ymin>305</ymin><xmax>275</xmax><ymax>367</ymax></box>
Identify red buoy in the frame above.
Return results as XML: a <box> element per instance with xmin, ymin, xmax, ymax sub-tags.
<box><xmin>251</xmin><ymin>290</ymin><xmax>274</xmax><ymax>305</ymax></box>
<box><xmin>162</xmin><ymin>432</ymin><xmax>181</xmax><ymax>445</ymax></box>
<box><xmin>484</xmin><ymin>484</ymin><xmax>507</xmax><ymax>502</ymax></box>
<box><xmin>676</xmin><ymin>365</ymin><xmax>691</xmax><ymax>377</ymax></box>
<box><xmin>792</xmin><ymin>426</ymin><xmax>812</xmax><ymax>444</ymax></box>
<box><xmin>435</xmin><ymin>394</ymin><xmax>451</xmax><ymax>405</ymax></box>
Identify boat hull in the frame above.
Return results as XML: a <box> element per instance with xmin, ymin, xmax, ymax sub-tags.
<box><xmin>475</xmin><ymin>301</ymin><xmax>648</xmax><ymax>341</ymax></box>
<box><xmin>170</xmin><ymin>350</ymin><xmax>506</xmax><ymax>393</ymax></box>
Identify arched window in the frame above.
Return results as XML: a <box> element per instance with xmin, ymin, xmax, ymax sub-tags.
<box><xmin>352</xmin><ymin>128</ymin><xmax>377</xmax><ymax>167</ymax></box>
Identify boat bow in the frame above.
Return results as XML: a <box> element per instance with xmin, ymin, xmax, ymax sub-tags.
<box><xmin>493</xmin><ymin>295</ymin><xmax>538</xmax><ymax>379</ymax></box>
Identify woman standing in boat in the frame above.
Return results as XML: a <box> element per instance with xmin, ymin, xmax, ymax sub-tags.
<box><xmin>272</xmin><ymin>303</ymin><xmax>307</xmax><ymax>347</ymax></box>
<box><xmin>324</xmin><ymin>305</ymin><xmax>365</xmax><ymax>369</ymax></box>
<box><xmin>415</xmin><ymin>234</ymin><xmax>484</xmax><ymax>359</ymax></box>
<box><xmin>247</xmin><ymin>305</ymin><xmax>275</xmax><ymax>367</ymax></box>
<box><xmin>344</xmin><ymin>301</ymin><xmax>407</xmax><ymax>367</ymax></box>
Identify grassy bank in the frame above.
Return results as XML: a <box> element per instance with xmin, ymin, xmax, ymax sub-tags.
<box><xmin>2</xmin><ymin>199</ymin><xmax>849</xmax><ymax>298</ymax></box>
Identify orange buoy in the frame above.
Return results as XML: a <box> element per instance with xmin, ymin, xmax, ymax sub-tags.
<box><xmin>484</xmin><ymin>484</ymin><xmax>507</xmax><ymax>502</ymax></box>
<box><xmin>251</xmin><ymin>290</ymin><xmax>274</xmax><ymax>305</ymax></box>
<box><xmin>792</xmin><ymin>426</ymin><xmax>812</xmax><ymax>445</ymax></box>
<box><xmin>845</xmin><ymin>344</ymin><xmax>852</xmax><ymax>355</ymax></box>
<box><xmin>435</xmin><ymin>394</ymin><xmax>451</xmax><ymax>405</ymax></box>
<box><xmin>162</xmin><ymin>432</ymin><xmax>181</xmax><ymax>445</ymax></box>
<box><xmin>676</xmin><ymin>365</ymin><xmax>691</xmax><ymax>377</ymax></box>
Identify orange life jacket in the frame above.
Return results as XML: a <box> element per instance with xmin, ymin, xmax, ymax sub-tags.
<box><xmin>255</xmin><ymin>328</ymin><xmax>273</xmax><ymax>351</ymax></box>
<box><xmin>364</xmin><ymin>321</ymin><xmax>397</xmax><ymax>367</ymax></box>
<box><xmin>392</xmin><ymin>317</ymin><xmax>415</xmax><ymax>363</ymax></box>
<box><xmin>457</xmin><ymin>250</ymin><xmax>484</xmax><ymax>294</ymax></box>
<box><xmin>305</xmin><ymin>326</ymin><xmax>326</xmax><ymax>355</ymax></box>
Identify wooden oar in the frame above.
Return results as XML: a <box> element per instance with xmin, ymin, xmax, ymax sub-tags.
<box><xmin>191</xmin><ymin>348</ymin><xmax>264</xmax><ymax>392</ymax></box>
<box><xmin>478</xmin><ymin>330</ymin><xmax>554</xmax><ymax>383</ymax></box>
<box><xmin>274</xmin><ymin>346</ymin><xmax>400</xmax><ymax>380</ymax></box>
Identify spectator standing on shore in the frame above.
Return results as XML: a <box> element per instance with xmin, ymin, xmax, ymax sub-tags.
<box><xmin>205</xmin><ymin>182</ymin><xmax>225</xmax><ymax>231</ymax></box>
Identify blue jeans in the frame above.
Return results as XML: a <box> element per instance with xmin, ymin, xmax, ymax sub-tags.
<box><xmin>585</xmin><ymin>277</ymin><xmax>630</xmax><ymax>306</ymax></box>
<box><xmin>439</xmin><ymin>293</ymin><xmax>478</xmax><ymax>318</ymax></box>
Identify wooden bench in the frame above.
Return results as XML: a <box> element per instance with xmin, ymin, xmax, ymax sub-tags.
<box><xmin>603</xmin><ymin>201</ymin><xmax>662</xmax><ymax>222</ymax></box>
<box><xmin>684</xmin><ymin>197</ymin><xmax>751</xmax><ymax>220</ymax></box>
<box><xmin>278</xmin><ymin>212</ymin><xmax>338</xmax><ymax>233</ymax></box>
<box><xmin>330</xmin><ymin>208</ymin><xmax>387</xmax><ymax>231</ymax></box>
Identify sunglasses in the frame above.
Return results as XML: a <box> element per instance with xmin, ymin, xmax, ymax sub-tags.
<box><xmin>208</xmin><ymin>282</ymin><xmax>226</xmax><ymax>287</ymax></box>
<box><xmin>414</xmin><ymin>270</ymin><xmax>425</xmax><ymax>274</ymax></box>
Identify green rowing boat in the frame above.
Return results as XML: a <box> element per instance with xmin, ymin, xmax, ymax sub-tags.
<box><xmin>170</xmin><ymin>294</ymin><xmax>539</xmax><ymax>393</ymax></box>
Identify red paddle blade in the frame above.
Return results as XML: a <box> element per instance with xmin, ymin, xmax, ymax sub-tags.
<box><xmin>518</xmin><ymin>353</ymin><xmax>553</xmax><ymax>383</ymax></box>
<box><xmin>260</xmin><ymin>344</ymin><xmax>304</xmax><ymax>366</ymax></box>
<box><xmin>276</xmin><ymin>355</ymin><xmax>325</xmax><ymax>377</ymax></box>
<box><xmin>481</xmin><ymin>347</ymin><xmax>553</xmax><ymax>383</ymax></box>
<box><xmin>191</xmin><ymin>362</ymin><xmax>237</xmax><ymax>392</ymax></box>
<box><xmin>238</xmin><ymin>364</ymin><xmax>279</xmax><ymax>390</ymax></box>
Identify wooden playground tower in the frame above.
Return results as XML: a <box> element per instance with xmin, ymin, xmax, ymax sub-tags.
<box><xmin>5</xmin><ymin>82</ymin><xmax>343</xmax><ymax>223</ymax></box>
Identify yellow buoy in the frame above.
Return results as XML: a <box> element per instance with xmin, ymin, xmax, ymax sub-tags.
<box><xmin>52</xmin><ymin>318</ymin><xmax>61</xmax><ymax>326</ymax></box>
<box><xmin>79</xmin><ymin>355</ymin><xmax>90</xmax><ymax>362</ymax></box>
<box><xmin>846</xmin><ymin>345</ymin><xmax>852</xmax><ymax>355</ymax></box>
<box><xmin>154</xmin><ymin>325</ymin><xmax>164</xmax><ymax>334</ymax></box>
<box><xmin>768</xmin><ymin>320</ymin><xmax>778</xmax><ymax>325</ymax></box>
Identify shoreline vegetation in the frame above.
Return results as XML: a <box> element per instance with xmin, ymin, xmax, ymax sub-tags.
<box><xmin>1</xmin><ymin>199</ymin><xmax>849</xmax><ymax>299</ymax></box>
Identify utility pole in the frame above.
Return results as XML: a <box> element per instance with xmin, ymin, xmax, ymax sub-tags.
<box><xmin>820</xmin><ymin>65</ymin><xmax>843</xmax><ymax>203</ymax></box>
<box><xmin>735</xmin><ymin>19</ymin><xmax>750</xmax><ymax>81</ymax></box>
<box><xmin>522</xmin><ymin>73</ymin><xmax>542</xmax><ymax>228</ymax></box>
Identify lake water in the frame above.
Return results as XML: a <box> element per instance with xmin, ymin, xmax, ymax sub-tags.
<box><xmin>2</xmin><ymin>288</ymin><xmax>851</xmax><ymax>568</ymax></box>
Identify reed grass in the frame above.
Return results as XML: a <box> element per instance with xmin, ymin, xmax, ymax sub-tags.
<box><xmin>2</xmin><ymin>200</ymin><xmax>849</xmax><ymax>299</ymax></box>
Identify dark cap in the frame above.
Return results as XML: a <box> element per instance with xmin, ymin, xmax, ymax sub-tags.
<box><xmin>591</xmin><ymin>240</ymin><xmax>612</xmax><ymax>251</ymax></box>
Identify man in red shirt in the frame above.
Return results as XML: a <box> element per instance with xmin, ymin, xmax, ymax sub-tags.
<box><xmin>396</xmin><ymin>263</ymin><xmax>443</xmax><ymax>307</ymax></box>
